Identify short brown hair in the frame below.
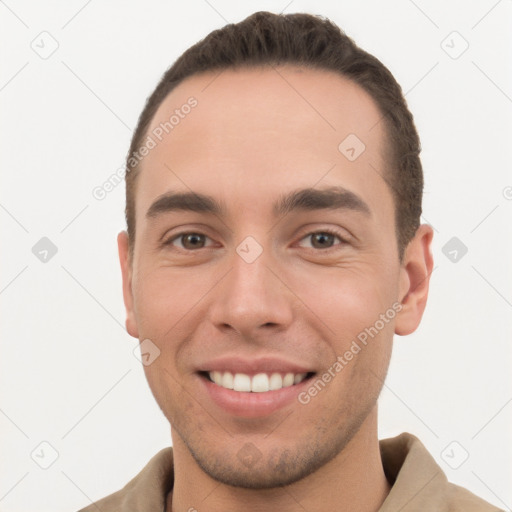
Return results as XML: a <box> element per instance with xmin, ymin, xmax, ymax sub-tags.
<box><xmin>124</xmin><ymin>11</ymin><xmax>423</xmax><ymax>262</ymax></box>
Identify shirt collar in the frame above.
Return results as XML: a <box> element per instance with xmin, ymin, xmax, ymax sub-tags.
<box><xmin>378</xmin><ymin>432</ymin><xmax>449</xmax><ymax>511</ymax></box>
<box><xmin>112</xmin><ymin>432</ymin><xmax>452</xmax><ymax>511</ymax></box>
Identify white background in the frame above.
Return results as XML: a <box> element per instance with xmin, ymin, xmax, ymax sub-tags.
<box><xmin>1</xmin><ymin>1</ymin><xmax>511</xmax><ymax>511</ymax></box>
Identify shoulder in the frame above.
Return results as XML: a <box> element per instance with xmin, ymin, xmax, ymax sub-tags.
<box><xmin>445</xmin><ymin>482</ymin><xmax>504</xmax><ymax>511</ymax></box>
<box><xmin>379</xmin><ymin>433</ymin><xmax>503</xmax><ymax>511</ymax></box>
<box><xmin>76</xmin><ymin>447</ymin><xmax>174</xmax><ymax>512</ymax></box>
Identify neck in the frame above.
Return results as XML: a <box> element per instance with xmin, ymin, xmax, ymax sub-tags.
<box><xmin>168</xmin><ymin>407</ymin><xmax>390</xmax><ymax>512</ymax></box>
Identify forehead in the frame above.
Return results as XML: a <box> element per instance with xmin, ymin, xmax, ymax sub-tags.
<box><xmin>136</xmin><ymin>65</ymin><xmax>389</xmax><ymax>221</ymax></box>
<box><xmin>147</xmin><ymin>65</ymin><xmax>385</xmax><ymax>151</ymax></box>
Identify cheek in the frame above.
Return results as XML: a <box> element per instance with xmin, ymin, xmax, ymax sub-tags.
<box><xmin>289</xmin><ymin>263</ymin><xmax>398</xmax><ymax>390</ymax></box>
<box><xmin>132</xmin><ymin>266</ymin><xmax>216</xmax><ymax>339</ymax></box>
<box><xmin>292</xmin><ymin>263</ymin><xmax>399</xmax><ymax>341</ymax></box>
<box><xmin>141</xmin><ymin>361</ymin><xmax>195</xmax><ymax>428</ymax></box>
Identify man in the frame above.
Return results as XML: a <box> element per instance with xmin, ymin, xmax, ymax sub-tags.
<box><xmin>79</xmin><ymin>11</ymin><xmax>500</xmax><ymax>512</ymax></box>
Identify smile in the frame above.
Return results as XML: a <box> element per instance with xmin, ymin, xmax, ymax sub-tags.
<box><xmin>205</xmin><ymin>371</ymin><xmax>312</xmax><ymax>392</ymax></box>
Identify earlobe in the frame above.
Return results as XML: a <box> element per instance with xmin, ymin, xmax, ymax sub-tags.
<box><xmin>395</xmin><ymin>224</ymin><xmax>434</xmax><ymax>336</ymax></box>
<box><xmin>117</xmin><ymin>231</ymin><xmax>139</xmax><ymax>339</ymax></box>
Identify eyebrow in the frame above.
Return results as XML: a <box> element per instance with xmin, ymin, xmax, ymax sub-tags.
<box><xmin>145</xmin><ymin>186</ymin><xmax>371</xmax><ymax>220</ymax></box>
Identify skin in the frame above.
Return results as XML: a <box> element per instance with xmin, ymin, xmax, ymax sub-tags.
<box><xmin>118</xmin><ymin>65</ymin><xmax>434</xmax><ymax>512</ymax></box>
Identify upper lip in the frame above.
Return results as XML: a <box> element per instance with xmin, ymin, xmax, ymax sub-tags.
<box><xmin>197</xmin><ymin>356</ymin><xmax>314</xmax><ymax>375</ymax></box>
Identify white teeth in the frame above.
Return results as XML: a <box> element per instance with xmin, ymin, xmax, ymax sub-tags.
<box><xmin>233</xmin><ymin>373</ymin><xmax>251</xmax><ymax>392</ymax></box>
<box><xmin>283</xmin><ymin>373</ymin><xmax>295</xmax><ymax>387</ymax></box>
<box><xmin>294</xmin><ymin>373</ymin><xmax>306</xmax><ymax>384</ymax></box>
<box><xmin>251</xmin><ymin>373</ymin><xmax>269</xmax><ymax>392</ymax></box>
<box><xmin>207</xmin><ymin>371</ymin><xmax>309</xmax><ymax>392</ymax></box>
<box><xmin>221</xmin><ymin>371</ymin><xmax>234</xmax><ymax>389</ymax></box>
<box><xmin>269</xmin><ymin>373</ymin><xmax>283</xmax><ymax>390</ymax></box>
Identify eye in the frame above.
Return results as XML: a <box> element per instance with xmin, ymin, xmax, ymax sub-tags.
<box><xmin>163</xmin><ymin>232</ymin><xmax>214</xmax><ymax>251</ymax></box>
<box><xmin>297</xmin><ymin>229</ymin><xmax>349</xmax><ymax>250</ymax></box>
<box><xmin>162</xmin><ymin>229</ymin><xmax>349</xmax><ymax>252</ymax></box>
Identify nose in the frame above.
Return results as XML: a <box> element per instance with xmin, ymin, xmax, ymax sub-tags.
<box><xmin>207</xmin><ymin>243</ymin><xmax>294</xmax><ymax>339</ymax></box>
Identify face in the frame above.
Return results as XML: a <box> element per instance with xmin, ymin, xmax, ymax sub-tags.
<box><xmin>118</xmin><ymin>66</ymin><xmax>429</xmax><ymax>488</ymax></box>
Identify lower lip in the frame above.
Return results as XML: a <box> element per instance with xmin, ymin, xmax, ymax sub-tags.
<box><xmin>199</xmin><ymin>374</ymin><xmax>314</xmax><ymax>418</ymax></box>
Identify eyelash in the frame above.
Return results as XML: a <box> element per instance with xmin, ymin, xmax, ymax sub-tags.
<box><xmin>162</xmin><ymin>228</ymin><xmax>350</xmax><ymax>252</ymax></box>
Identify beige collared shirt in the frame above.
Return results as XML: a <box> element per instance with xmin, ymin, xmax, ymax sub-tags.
<box><xmin>77</xmin><ymin>432</ymin><xmax>502</xmax><ymax>511</ymax></box>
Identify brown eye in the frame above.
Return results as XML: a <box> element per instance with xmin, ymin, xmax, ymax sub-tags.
<box><xmin>297</xmin><ymin>230</ymin><xmax>348</xmax><ymax>250</ymax></box>
<box><xmin>165</xmin><ymin>232</ymin><xmax>212</xmax><ymax>250</ymax></box>
<box><xmin>310</xmin><ymin>232</ymin><xmax>336</xmax><ymax>249</ymax></box>
<box><xmin>181</xmin><ymin>233</ymin><xmax>206</xmax><ymax>249</ymax></box>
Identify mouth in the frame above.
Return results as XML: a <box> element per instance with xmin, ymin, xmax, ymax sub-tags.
<box><xmin>195</xmin><ymin>356</ymin><xmax>318</xmax><ymax>417</ymax></box>
<box><xmin>200</xmin><ymin>370</ymin><xmax>316</xmax><ymax>393</ymax></box>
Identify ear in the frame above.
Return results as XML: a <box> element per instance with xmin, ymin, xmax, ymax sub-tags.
<box><xmin>395</xmin><ymin>224</ymin><xmax>434</xmax><ymax>336</ymax></box>
<box><xmin>117</xmin><ymin>231</ymin><xmax>139</xmax><ymax>339</ymax></box>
